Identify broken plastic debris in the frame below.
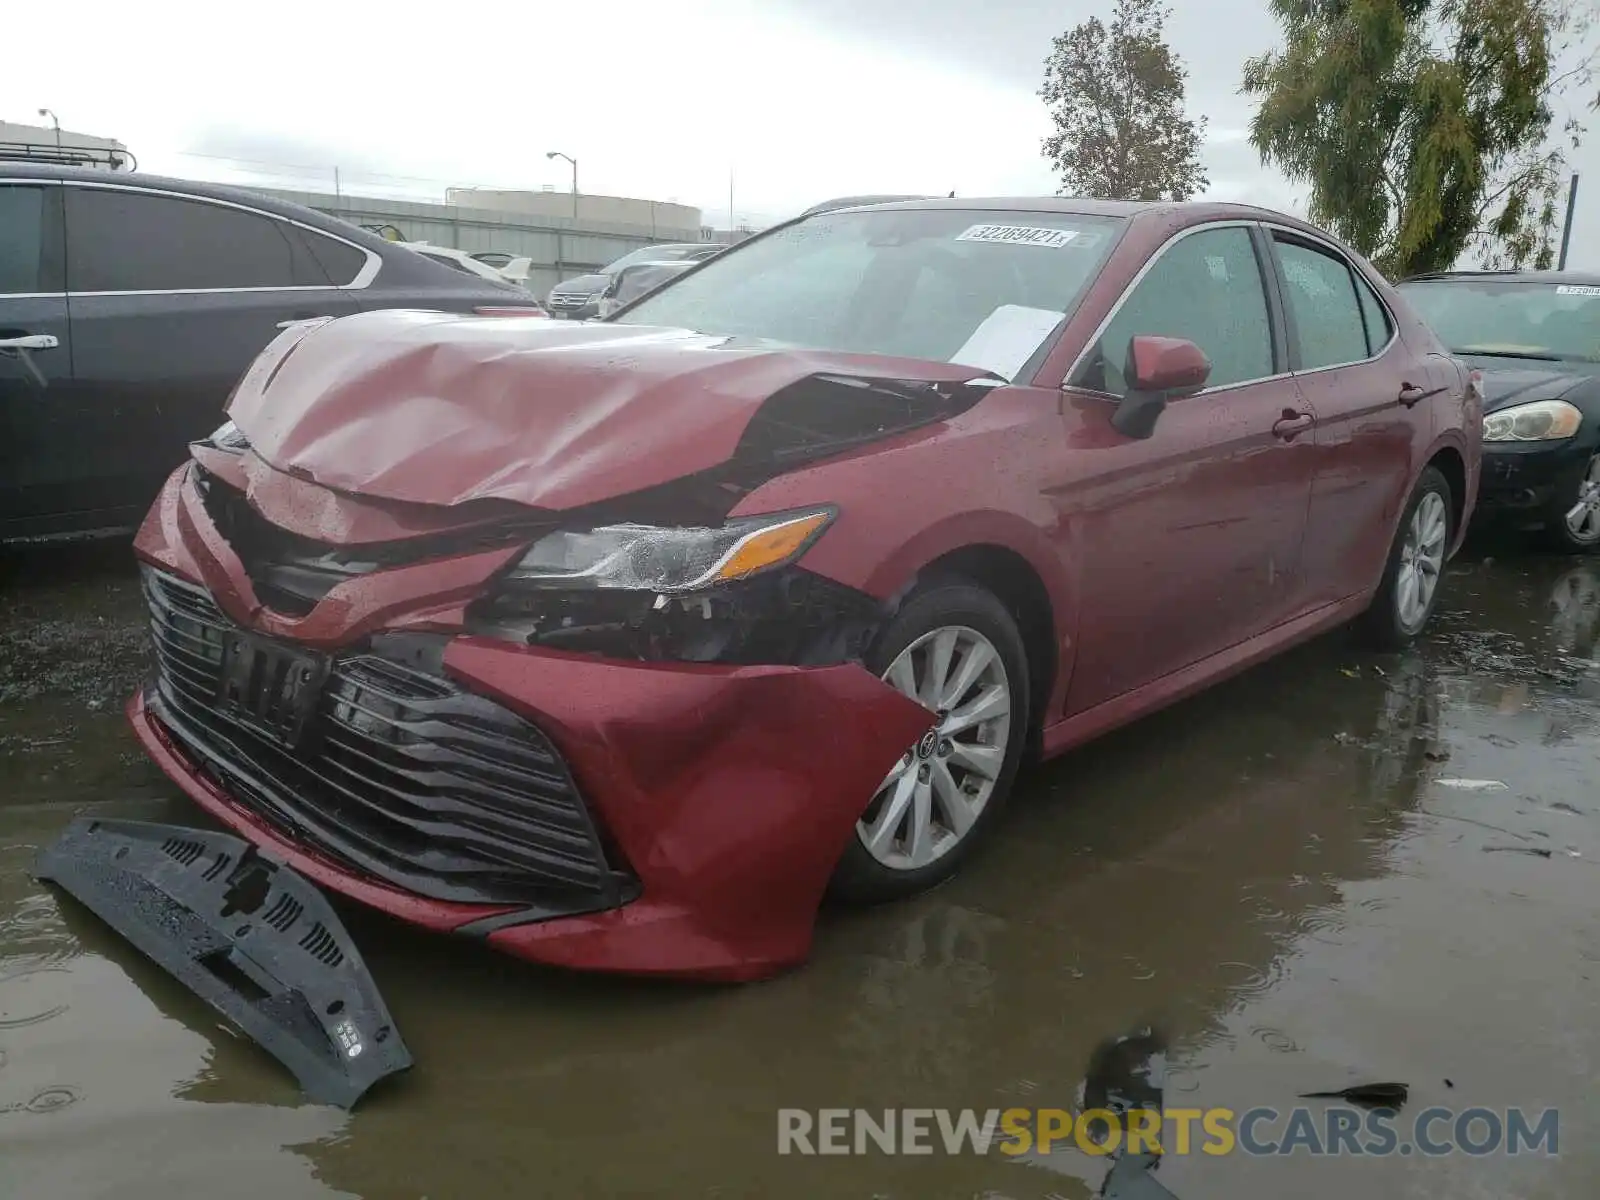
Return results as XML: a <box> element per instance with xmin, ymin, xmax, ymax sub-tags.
<box><xmin>1435</xmin><ymin>778</ymin><xmax>1510</xmax><ymax>791</ymax></box>
<box><xmin>1100</xmin><ymin>1152</ymin><xmax>1179</xmax><ymax>1200</ymax></box>
<box><xmin>1298</xmin><ymin>1082</ymin><xmax>1409</xmax><ymax>1109</ymax></box>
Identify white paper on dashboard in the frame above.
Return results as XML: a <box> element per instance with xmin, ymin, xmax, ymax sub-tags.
<box><xmin>949</xmin><ymin>305</ymin><xmax>1065</xmax><ymax>381</ymax></box>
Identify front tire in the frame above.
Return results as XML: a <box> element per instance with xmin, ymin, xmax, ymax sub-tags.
<box><xmin>1361</xmin><ymin>466</ymin><xmax>1453</xmax><ymax>650</ymax></box>
<box><xmin>1542</xmin><ymin>452</ymin><xmax>1600</xmax><ymax>553</ymax></box>
<box><xmin>829</xmin><ymin>579</ymin><xmax>1030</xmax><ymax>904</ymax></box>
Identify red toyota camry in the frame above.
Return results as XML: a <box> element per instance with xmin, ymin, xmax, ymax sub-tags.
<box><xmin>129</xmin><ymin>199</ymin><xmax>1482</xmax><ymax>981</ymax></box>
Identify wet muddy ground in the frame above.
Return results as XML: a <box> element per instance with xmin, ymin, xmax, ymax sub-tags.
<box><xmin>2</xmin><ymin>540</ymin><xmax>1599</xmax><ymax>1199</ymax></box>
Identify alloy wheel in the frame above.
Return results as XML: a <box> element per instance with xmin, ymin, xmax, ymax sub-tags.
<box><xmin>1396</xmin><ymin>491</ymin><xmax>1448</xmax><ymax>633</ymax></box>
<box><xmin>1563</xmin><ymin>455</ymin><xmax>1600</xmax><ymax>544</ymax></box>
<box><xmin>857</xmin><ymin>625</ymin><xmax>1013</xmax><ymax>871</ymax></box>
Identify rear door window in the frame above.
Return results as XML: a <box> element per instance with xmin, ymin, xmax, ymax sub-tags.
<box><xmin>0</xmin><ymin>184</ymin><xmax>63</xmax><ymax>294</ymax></box>
<box><xmin>1273</xmin><ymin>236</ymin><xmax>1372</xmax><ymax>369</ymax></box>
<box><xmin>64</xmin><ymin>186</ymin><xmax>341</xmax><ymax>292</ymax></box>
<box><xmin>1354</xmin><ymin>271</ymin><xmax>1394</xmax><ymax>356</ymax></box>
<box><xmin>1073</xmin><ymin>225</ymin><xmax>1275</xmax><ymax>396</ymax></box>
<box><xmin>301</xmin><ymin>230</ymin><xmax>368</xmax><ymax>286</ymax></box>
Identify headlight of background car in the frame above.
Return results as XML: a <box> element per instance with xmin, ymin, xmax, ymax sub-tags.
<box><xmin>505</xmin><ymin>508</ymin><xmax>834</xmax><ymax>593</ymax></box>
<box><xmin>1482</xmin><ymin>399</ymin><xmax>1583</xmax><ymax>442</ymax></box>
<box><xmin>205</xmin><ymin>419</ymin><xmax>251</xmax><ymax>451</ymax></box>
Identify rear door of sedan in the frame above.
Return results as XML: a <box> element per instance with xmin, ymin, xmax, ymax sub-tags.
<box><xmin>59</xmin><ymin>180</ymin><xmax>366</xmax><ymax>521</ymax></box>
<box><xmin>1263</xmin><ymin>228</ymin><xmax>1431</xmax><ymax>609</ymax></box>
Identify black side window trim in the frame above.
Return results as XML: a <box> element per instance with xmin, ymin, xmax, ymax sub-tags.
<box><xmin>0</xmin><ymin>182</ymin><xmax>66</xmax><ymax>294</ymax></box>
<box><xmin>1248</xmin><ymin>223</ymin><xmax>1291</xmax><ymax>377</ymax></box>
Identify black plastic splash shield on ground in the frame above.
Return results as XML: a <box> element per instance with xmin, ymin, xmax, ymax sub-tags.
<box><xmin>33</xmin><ymin>817</ymin><xmax>412</xmax><ymax>1108</ymax></box>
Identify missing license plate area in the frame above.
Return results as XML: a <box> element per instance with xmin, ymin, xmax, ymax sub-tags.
<box><xmin>218</xmin><ymin>632</ymin><xmax>330</xmax><ymax>748</ymax></box>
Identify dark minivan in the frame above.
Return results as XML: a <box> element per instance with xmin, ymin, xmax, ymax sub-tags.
<box><xmin>0</xmin><ymin>165</ymin><xmax>545</xmax><ymax>540</ymax></box>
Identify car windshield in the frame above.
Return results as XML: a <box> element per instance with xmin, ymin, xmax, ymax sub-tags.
<box><xmin>612</xmin><ymin>208</ymin><xmax>1124</xmax><ymax>378</ymax></box>
<box><xmin>1397</xmin><ymin>279</ymin><xmax>1600</xmax><ymax>362</ymax></box>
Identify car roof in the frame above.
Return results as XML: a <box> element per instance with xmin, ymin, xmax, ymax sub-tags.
<box><xmin>802</xmin><ymin>194</ymin><xmax>936</xmax><ymax>215</ymax></box>
<box><xmin>1398</xmin><ymin>268</ymin><xmax>1600</xmax><ymax>287</ymax></box>
<box><xmin>824</xmin><ymin>195</ymin><xmax>1281</xmax><ymax>219</ymax></box>
<box><xmin>0</xmin><ymin>162</ymin><xmax>396</xmax><ymax>253</ymax></box>
<box><xmin>793</xmin><ymin>195</ymin><xmax>1360</xmax><ymax>250</ymax></box>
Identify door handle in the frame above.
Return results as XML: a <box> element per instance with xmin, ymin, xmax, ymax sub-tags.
<box><xmin>1399</xmin><ymin>382</ymin><xmax>1446</xmax><ymax>407</ymax></box>
<box><xmin>0</xmin><ymin>333</ymin><xmax>60</xmax><ymax>351</ymax></box>
<box><xmin>1272</xmin><ymin>410</ymin><xmax>1314</xmax><ymax>440</ymax></box>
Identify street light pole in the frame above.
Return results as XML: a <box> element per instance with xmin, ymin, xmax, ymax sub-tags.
<box><xmin>37</xmin><ymin>108</ymin><xmax>61</xmax><ymax>149</ymax></box>
<box><xmin>546</xmin><ymin>151</ymin><xmax>578</xmax><ymax>219</ymax></box>
<box><xmin>1558</xmin><ymin>172</ymin><xmax>1580</xmax><ymax>271</ymax></box>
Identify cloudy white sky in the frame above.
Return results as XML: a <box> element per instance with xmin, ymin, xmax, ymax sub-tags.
<box><xmin>4</xmin><ymin>0</ymin><xmax>1598</xmax><ymax>264</ymax></box>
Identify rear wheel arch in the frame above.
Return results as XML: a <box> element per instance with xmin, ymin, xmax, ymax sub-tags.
<box><xmin>1425</xmin><ymin>444</ymin><xmax>1467</xmax><ymax>548</ymax></box>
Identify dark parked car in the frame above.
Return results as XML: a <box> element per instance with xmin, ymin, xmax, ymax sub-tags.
<box><xmin>595</xmin><ymin>259</ymin><xmax>698</xmax><ymax>316</ymax></box>
<box><xmin>0</xmin><ymin>165</ymin><xmax>546</xmax><ymax>541</ymax></box>
<box><xmin>1396</xmin><ymin>270</ymin><xmax>1600</xmax><ymax>550</ymax></box>
<box><xmin>545</xmin><ymin>242</ymin><xmax>721</xmax><ymax>319</ymax></box>
<box><xmin>123</xmin><ymin>198</ymin><xmax>1478</xmax><ymax>981</ymax></box>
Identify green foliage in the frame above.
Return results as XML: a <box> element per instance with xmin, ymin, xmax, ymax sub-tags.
<box><xmin>1040</xmin><ymin>0</ymin><xmax>1209</xmax><ymax>201</ymax></box>
<box><xmin>1243</xmin><ymin>0</ymin><xmax>1594</xmax><ymax>277</ymax></box>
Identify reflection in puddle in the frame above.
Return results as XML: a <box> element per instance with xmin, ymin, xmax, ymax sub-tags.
<box><xmin>0</xmin><ymin>549</ymin><xmax>1598</xmax><ymax>1198</ymax></box>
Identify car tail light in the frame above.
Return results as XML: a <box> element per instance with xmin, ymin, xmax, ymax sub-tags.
<box><xmin>473</xmin><ymin>305</ymin><xmax>548</xmax><ymax>318</ymax></box>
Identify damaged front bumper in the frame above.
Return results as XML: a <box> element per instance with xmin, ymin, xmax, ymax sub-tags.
<box><xmin>128</xmin><ymin>469</ymin><xmax>934</xmax><ymax>980</ymax></box>
<box><xmin>131</xmin><ymin>628</ymin><xmax>931</xmax><ymax>981</ymax></box>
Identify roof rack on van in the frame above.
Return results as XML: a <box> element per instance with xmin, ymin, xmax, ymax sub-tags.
<box><xmin>0</xmin><ymin>140</ymin><xmax>138</xmax><ymax>171</ymax></box>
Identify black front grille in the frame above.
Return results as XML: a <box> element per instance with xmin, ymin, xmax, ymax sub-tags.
<box><xmin>142</xmin><ymin>568</ymin><xmax>630</xmax><ymax>910</ymax></box>
<box><xmin>547</xmin><ymin>292</ymin><xmax>594</xmax><ymax>313</ymax></box>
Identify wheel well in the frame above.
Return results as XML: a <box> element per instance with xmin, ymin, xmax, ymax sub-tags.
<box><xmin>1427</xmin><ymin>447</ymin><xmax>1467</xmax><ymax>538</ymax></box>
<box><xmin>915</xmin><ymin>545</ymin><xmax>1057</xmax><ymax>753</ymax></box>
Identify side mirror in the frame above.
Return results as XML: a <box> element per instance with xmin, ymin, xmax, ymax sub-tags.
<box><xmin>1110</xmin><ymin>335</ymin><xmax>1211</xmax><ymax>439</ymax></box>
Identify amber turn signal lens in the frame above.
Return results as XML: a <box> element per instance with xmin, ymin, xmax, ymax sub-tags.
<box><xmin>709</xmin><ymin>511</ymin><xmax>833</xmax><ymax>583</ymax></box>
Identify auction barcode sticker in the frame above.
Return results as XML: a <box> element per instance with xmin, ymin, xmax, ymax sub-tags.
<box><xmin>1556</xmin><ymin>284</ymin><xmax>1600</xmax><ymax>296</ymax></box>
<box><xmin>956</xmin><ymin>224</ymin><xmax>1079</xmax><ymax>248</ymax></box>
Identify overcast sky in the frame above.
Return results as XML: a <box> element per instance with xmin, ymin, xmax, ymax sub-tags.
<box><xmin>4</xmin><ymin>0</ymin><xmax>1597</xmax><ymax>265</ymax></box>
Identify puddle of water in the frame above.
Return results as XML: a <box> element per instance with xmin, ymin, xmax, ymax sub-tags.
<box><xmin>3</xmin><ymin>543</ymin><xmax>1599</xmax><ymax>1198</ymax></box>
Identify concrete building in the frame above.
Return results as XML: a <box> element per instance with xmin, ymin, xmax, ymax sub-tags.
<box><xmin>0</xmin><ymin>120</ymin><xmax>131</xmax><ymax>169</ymax></box>
<box><xmin>445</xmin><ymin>186</ymin><xmax>701</xmax><ymax>235</ymax></box>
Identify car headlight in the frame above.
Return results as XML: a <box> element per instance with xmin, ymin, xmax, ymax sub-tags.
<box><xmin>204</xmin><ymin>419</ymin><xmax>251</xmax><ymax>451</ymax></box>
<box><xmin>505</xmin><ymin>508</ymin><xmax>835</xmax><ymax>593</ymax></box>
<box><xmin>1483</xmin><ymin>399</ymin><xmax>1583</xmax><ymax>442</ymax></box>
<box><xmin>586</xmin><ymin>291</ymin><xmax>607</xmax><ymax>305</ymax></box>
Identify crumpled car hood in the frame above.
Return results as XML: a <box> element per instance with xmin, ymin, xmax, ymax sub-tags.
<box><xmin>226</xmin><ymin>310</ymin><xmax>997</xmax><ymax>512</ymax></box>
